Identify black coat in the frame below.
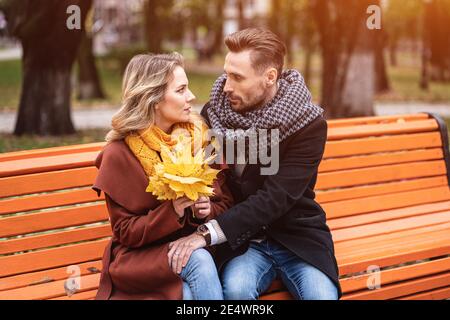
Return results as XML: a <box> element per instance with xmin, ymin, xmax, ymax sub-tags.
<box><xmin>201</xmin><ymin>103</ymin><xmax>342</xmax><ymax>299</ymax></box>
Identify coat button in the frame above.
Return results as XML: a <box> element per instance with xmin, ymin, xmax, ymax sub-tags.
<box><xmin>262</xmin><ymin>226</ymin><xmax>267</xmax><ymax>231</ymax></box>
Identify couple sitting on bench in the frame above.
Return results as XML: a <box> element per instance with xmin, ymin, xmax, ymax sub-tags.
<box><xmin>93</xmin><ymin>28</ymin><xmax>341</xmax><ymax>300</ymax></box>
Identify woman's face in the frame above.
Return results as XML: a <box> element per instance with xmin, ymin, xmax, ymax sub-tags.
<box><xmin>154</xmin><ymin>66</ymin><xmax>195</xmax><ymax>131</ymax></box>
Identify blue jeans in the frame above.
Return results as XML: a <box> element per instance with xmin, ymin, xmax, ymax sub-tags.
<box><xmin>221</xmin><ymin>239</ymin><xmax>338</xmax><ymax>300</ymax></box>
<box><xmin>180</xmin><ymin>248</ymin><xmax>223</xmax><ymax>300</ymax></box>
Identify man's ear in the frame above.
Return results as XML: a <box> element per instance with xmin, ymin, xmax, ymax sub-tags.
<box><xmin>265</xmin><ymin>67</ymin><xmax>278</xmax><ymax>86</ymax></box>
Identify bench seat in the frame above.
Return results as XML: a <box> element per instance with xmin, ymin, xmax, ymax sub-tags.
<box><xmin>1</xmin><ymin>113</ymin><xmax>449</xmax><ymax>300</ymax></box>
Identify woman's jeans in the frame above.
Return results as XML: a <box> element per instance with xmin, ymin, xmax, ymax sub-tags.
<box><xmin>221</xmin><ymin>239</ymin><xmax>338</xmax><ymax>300</ymax></box>
<box><xmin>181</xmin><ymin>248</ymin><xmax>223</xmax><ymax>300</ymax></box>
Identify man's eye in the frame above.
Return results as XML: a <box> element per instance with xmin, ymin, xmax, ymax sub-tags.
<box><xmin>177</xmin><ymin>88</ymin><xmax>185</xmax><ymax>93</ymax></box>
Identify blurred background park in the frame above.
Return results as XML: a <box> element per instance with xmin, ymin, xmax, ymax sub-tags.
<box><xmin>0</xmin><ymin>0</ymin><xmax>449</xmax><ymax>152</ymax></box>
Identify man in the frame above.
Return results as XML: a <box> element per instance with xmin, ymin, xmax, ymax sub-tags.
<box><xmin>168</xmin><ymin>28</ymin><xmax>342</xmax><ymax>300</ymax></box>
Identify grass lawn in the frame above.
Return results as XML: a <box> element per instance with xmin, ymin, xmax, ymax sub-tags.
<box><xmin>0</xmin><ymin>56</ymin><xmax>219</xmax><ymax>111</ymax></box>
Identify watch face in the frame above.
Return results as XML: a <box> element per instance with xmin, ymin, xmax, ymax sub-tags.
<box><xmin>198</xmin><ymin>224</ymin><xmax>208</xmax><ymax>233</ymax></box>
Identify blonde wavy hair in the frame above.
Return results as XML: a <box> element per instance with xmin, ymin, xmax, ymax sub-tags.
<box><xmin>106</xmin><ymin>52</ymin><xmax>203</xmax><ymax>143</ymax></box>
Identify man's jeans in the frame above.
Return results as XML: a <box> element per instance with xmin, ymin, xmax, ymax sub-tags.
<box><xmin>221</xmin><ymin>239</ymin><xmax>338</xmax><ymax>300</ymax></box>
<box><xmin>181</xmin><ymin>248</ymin><xmax>224</xmax><ymax>300</ymax></box>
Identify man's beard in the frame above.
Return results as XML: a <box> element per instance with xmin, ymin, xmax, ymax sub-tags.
<box><xmin>235</xmin><ymin>90</ymin><xmax>269</xmax><ymax>114</ymax></box>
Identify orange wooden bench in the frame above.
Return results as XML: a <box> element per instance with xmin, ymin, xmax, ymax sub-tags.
<box><xmin>0</xmin><ymin>113</ymin><xmax>449</xmax><ymax>300</ymax></box>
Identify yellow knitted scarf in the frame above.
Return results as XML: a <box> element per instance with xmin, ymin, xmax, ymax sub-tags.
<box><xmin>125</xmin><ymin>121</ymin><xmax>209</xmax><ymax>177</ymax></box>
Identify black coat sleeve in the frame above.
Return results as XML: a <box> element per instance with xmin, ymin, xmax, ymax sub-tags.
<box><xmin>215</xmin><ymin>116</ymin><xmax>328</xmax><ymax>250</ymax></box>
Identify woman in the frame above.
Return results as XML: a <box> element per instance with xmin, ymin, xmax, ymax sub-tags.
<box><xmin>93</xmin><ymin>52</ymin><xmax>233</xmax><ymax>300</ymax></box>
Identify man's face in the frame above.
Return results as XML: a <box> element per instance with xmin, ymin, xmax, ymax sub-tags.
<box><xmin>223</xmin><ymin>50</ymin><xmax>270</xmax><ymax>113</ymax></box>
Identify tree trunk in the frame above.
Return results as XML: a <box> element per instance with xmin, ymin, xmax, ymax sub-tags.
<box><xmin>3</xmin><ymin>0</ymin><xmax>91</xmax><ymax>136</ymax></box>
<box><xmin>77</xmin><ymin>29</ymin><xmax>105</xmax><ymax>100</ymax></box>
<box><xmin>303</xmin><ymin>45</ymin><xmax>313</xmax><ymax>87</ymax></box>
<box><xmin>375</xmin><ymin>29</ymin><xmax>390</xmax><ymax>93</ymax></box>
<box><xmin>313</xmin><ymin>0</ymin><xmax>376</xmax><ymax>119</ymax></box>
<box><xmin>237</xmin><ymin>0</ymin><xmax>246</xmax><ymax>30</ymax></box>
<box><xmin>15</xmin><ymin>48</ymin><xmax>75</xmax><ymax>135</ymax></box>
<box><xmin>144</xmin><ymin>0</ymin><xmax>164</xmax><ymax>53</ymax></box>
<box><xmin>211</xmin><ymin>0</ymin><xmax>225</xmax><ymax>56</ymax></box>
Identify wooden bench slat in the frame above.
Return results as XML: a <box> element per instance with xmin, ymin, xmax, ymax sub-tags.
<box><xmin>323</xmin><ymin>132</ymin><xmax>442</xmax><ymax>158</ymax></box>
<box><xmin>316</xmin><ymin>176</ymin><xmax>448</xmax><ymax>204</ymax></box>
<box><xmin>0</xmin><ymin>188</ymin><xmax>103</xmax><ymax>216</ymax></box>
<box><xmin>262</xmin><ymin>257</ymin><xmax>450</xmax><ymax>299</ymax></box>
<box><xmin>340</xmin><ymin>257</ymin><xmax>450</xmax><ymax>294</ymax></box>
<box><xmin>316</xmin><ymin>160</ymin><xmax>447</xmax><ymax>190</ymax></box>
<box><xmin>0</xmin><ymin>239</ymin><xmax>108</xmax><ymax>278</ymax></box>
<box><xmin>336</xmin><ymin>226</ymin><xmax>450</xmax><ymax>275</ymax></box>
<box><xmin>0</xmin><ymin>273</ymin><xmax>101</xmax><ymax>300</ymax></box>
<box><xmin>341</xmin><ymin>272</ymin><xmax>450</xmax><ymax>300</ymax></box>
<box><xmin>50</xmin><ymin>289</ymin><xmax>99</xmax><ymax>300</ymax></box>
<box><xmin>0</xmin><ymin>167</ymin><xmax>98</xmax><ymax>198</ymax></box>
<box><xmin>0</xmin><ymin>151</ymin><xmax>99</xmax><ymax>178</ymax></box>
<box><xmin>0</xmin><ymin>260</ymin><xmax>102</xmax><ymax>292</ymax></box>
<box><xmin>327</xmin><ymin>119</ymin><xmax>438</xmax><ymax>141</ymax></box>
<box><xmin>0</xmin><ymin>225</ymin><xmax>111</xmax><ymax>255</ymax></box>
<box><xmin>328</xmin><ymin>200</ymin><xmax>450</xmax><ymax>230</ymax></box>
<box><xmin>319</xmin><ymin>148</ymin><xmax>443</xmax><ymax>173</ymax></box>
<box><xmin>0</xmin><ymin>142</ymin><xmax>104</xmax><ymax>162</ymax></box>
<box><xmin>0</xmin><ymin>203</ymin><xmax>108</xmax><ymax>238</ymax></box>
<box><xmin>322</xmin><ymin>186</ymin><xmax>450</xmax><ymax>219</ymax></box>
<box><xmin>326</xmin><ymin>113</ymin><xmax>430</xmax><ymax>128</ymax></box>
<box><xmin>332</xmin><ymin>210</ymin><xmax>450</xmax><ymax>243</ymax></box>
<box><xmin>398</xmin><ymin>286</ymin><xmax>450</xmax><ymax>300</ymax></box>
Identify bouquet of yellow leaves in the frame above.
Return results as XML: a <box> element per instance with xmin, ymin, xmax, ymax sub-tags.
<box><xmin>146</xmin><ymin>135</ymin><xmax>220</xmax><ymax>201</ymax></box>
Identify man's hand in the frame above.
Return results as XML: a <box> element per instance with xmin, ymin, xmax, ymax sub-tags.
<box><xmin>168</xmin><ymin>233</ymin><xmax>207</xmax><ymax>274</ymax></box>
<box><xmin>191</xmin><ymin>196</ymin><xmax>211</xmax><ymax>219</ymax></box>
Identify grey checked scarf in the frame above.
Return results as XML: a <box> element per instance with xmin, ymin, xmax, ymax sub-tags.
<box><xmin>207</xmin><ymin>69</ymin><xmax>324</xmax><ymax>162</ymax></box>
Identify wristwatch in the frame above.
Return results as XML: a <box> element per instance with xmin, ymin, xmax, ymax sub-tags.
<box><xmin>196</xmin><ymin>224</ymin><xmax>211</xmax><ymax>246</ymax></box>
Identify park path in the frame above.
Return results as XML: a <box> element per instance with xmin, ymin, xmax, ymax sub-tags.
<box><xmin>1</xmin><ymin>102</ymin><xmax>449</xmax><ymax>133</ymax></box>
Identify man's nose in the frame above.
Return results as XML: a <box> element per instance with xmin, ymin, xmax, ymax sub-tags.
<box><xmin>223</xmin><ymin>79</ymin><xmax>233</xmax><ymax>93</ymax></box>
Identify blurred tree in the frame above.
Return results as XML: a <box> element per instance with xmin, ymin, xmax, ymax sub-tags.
<box><xmin>385</xmin><ymin>0</ymin><xmax>422</xmax><ymax>66</ymax></box>
<box><xmin>288</xmin><ymin>0</ymin><xmax>320</xmax><ymax>87</ymax></box>
<box><xmin>143</xmin><ymin>0</ymin><xmax>173</xmax><ymax>53</ymax></box>
<box><xmin>237</xmin><ymin>0</ymin><xmax>246</xmax><ymax>30</ymax></box>
<box><xmin>312</xmin><ymin>0</ymin><xmax>377</xmax><ymax>118</ymax></box>
<box><xmin>177</xmin><ymin>0</ymin><xmax>224</xmax><ymax>62</ymax></box>
<box><xmin>269</xmin><ymin>0</ymin><xmax>304</xmax><ymax>67</ymax></box>
<box><xmin>1</xmin><ymin>0</ymin><xmax>91</xmax><ymax>135</ymax></box>
<box><xmin>211</xmin><ymin>0</ymin><xmax>225</xmax><ymax>56</ymax></box>
<box><xmin>374</xmin><ymin>1</ymin><xmax>389</xmax><ymax>93</ymax></box>
<box><xmin>76</xmin><ymin>6</ymin><xmax>105</xmax><ymax>100</ymax></box>
<box><xmin>423</xmin><ymin>0</ymin><xmax>450</xmax><ymax>83</ymax></box>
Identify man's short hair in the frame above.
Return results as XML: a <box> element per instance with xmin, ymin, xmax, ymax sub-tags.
<box><xmin>224</xmin><ymin>28</ymin><xmax>286</xmax><ymax>79</ymax></box>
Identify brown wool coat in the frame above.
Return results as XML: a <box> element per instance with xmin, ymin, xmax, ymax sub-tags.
<box><xmin>92</xmin><ymin>140</ymin><xmax>233</xmax><ymax>300</ymax></box>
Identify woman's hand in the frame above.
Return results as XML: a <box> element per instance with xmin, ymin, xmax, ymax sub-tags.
<box><xmin>191</xmin><ymin>196</ymin><xmax>211</xmax><ymax>219</ymax></box>
<box><xmin>168</xmin><ymin>233</ymin><xmax>207</xmax><ymax>274</ymax></box>
<box><xmin>172</xmin><ymin>196</ymin><xmax>194</xmax><ymax>218</ymax></box>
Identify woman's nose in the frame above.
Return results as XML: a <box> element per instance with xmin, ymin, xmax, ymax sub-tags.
<box><xmin>186</xmin><ymin>89</ymin><xmax>196</xmax><ymax>102</ymax></box>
